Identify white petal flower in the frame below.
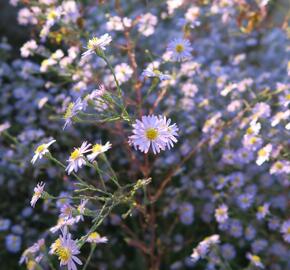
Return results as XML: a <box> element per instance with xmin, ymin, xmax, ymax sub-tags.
<box><xmin>31</xmin><ymin>140</ymin><xmax>56</xmax><ymax>164</ymax></box>
<box><xmin>82</xmin><ymin>33</ymin><xmax>112</xmax><ymax>59</ymax></box>
<box><xmin>87</xmin><ymin>142</ymin><xmax>112</xmax><ymax>162</ymax></box>
<box><xmin>66</xmin><ymin>142</ymin><xmax>91</xmax><ymax>174</ymax></box>
<box><xmin>87</xmin><ymin>232</ymin><xmax>108</xmax><ymax>244</ymax></box>
<box><xmin>30</xmin><ymin>182</ymin><xmax>45</xmax><ymax>208</ymax></box>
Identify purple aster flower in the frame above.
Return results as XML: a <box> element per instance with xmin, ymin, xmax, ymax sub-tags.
<box><xmin>221</xmin><ymin>243</ymin><xmax>236</xmax><ymax>260</ymax></box>
<box><xmin>229</xmin><ymin>219</ymin><xmax>243</xmax><ymax>238</ymax></box>
<box><xmin>179</xmin><ymin>203</ymin><xmax>194</xmax><ymax>225</ymax></box>
<box><xmin>280</xmin><ymin>220</ymin><xmax>290</xmax><ymax>243</ymax></box>
<box><xmin>237</xmin><ymin>193</ymin><xmax>254</xmax><ymax>210</ymax></box>
<box><xmin>167</xmin><ymin>38</ymin><xmax>192</xmax><ymax>62</ymax></box>
<box><xmin>256</xmin><ymin>203</ymin><xmax>270</xmax><ymax>220</ymax></box>
<box><xmin>56</xmin><ymin>231</ymin><xmax>82</xmax><ymax>270</ymax></box>
<box><xmin>129</xmin><ymin>115</ymin><xmax>178</xmax><ymax>154</ymax></box>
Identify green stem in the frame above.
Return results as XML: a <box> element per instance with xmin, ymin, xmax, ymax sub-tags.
<box><xmin>82</xmin><ymin>244</ymin><xmax>96</xmax><ymax>270</ymax></box>
<box><xmin>47</xmin><ymin>154</ymin><xmax>88</xmax><ymax>186</ymax></box>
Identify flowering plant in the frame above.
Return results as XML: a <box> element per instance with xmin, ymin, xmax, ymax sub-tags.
<box><xmin>0</xmin><ymin>0</ymin><xmax>289</xmax><ymax>269</ymax></box>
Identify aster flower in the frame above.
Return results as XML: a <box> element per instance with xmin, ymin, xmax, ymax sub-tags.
<box><xmin>114</xmin><ymin>63</ymin><xmax>133</xmax><ymax>84</ymax></box>
<box><xmin>82</xmin><ymin>33</ymin><xmax>112</xmax><ymax>59</ymax></box>
<box><xmin>30</xmin><ymin>182</ymin><xmax>45</xmax><ymax>208</ymax></box>
<box><xmin>75</xmin><ymin>199</ymin><xmax>88</xmax><ymax>222</ymax></box>
<box><xmin>190</xmin><ymin>235</ymin><xmax>220</xmax><ymax>263</ymax></box>
<box><xmin>63</xmin><ymin>98</ymin><xmax>83</xmax><ymax>129</ymax></box>
<box><xmin>246</xmin><ymin>253</ymin><xmax>264</xmax><ymax>269</ymax></box>
<box><xmin>31</xmin><ymin>139</ymin><xmax>56</xmax><ymax>164</ymax></box>
<box><xmin>50</xmin><ymin>217</ymin><xmax>76</xmax><ymax>234</ymax></box>
<box><xmin>270</xmin><ymin>160</ymin><xmax>290</xmax><ymax>175</ymax></box>
<box><xmin>167</xmin><ymin>38</ymin><xmax>191</xmax><ymax>62</ymax></box>
<box><xmin>87</xmin><ymin>232</ymin><xmax>108</xmax><ymax>244</ymax></box>
<box><xmin>66</xmin><ymin>142</ymin><xmax>91</xmax><ymax>174</ymax></box>
<box><xmin>256</xmin><ymin>203</ymin><xmax>270</xmax><ymax>220</ymax></box>
<box><xmin>215</xmin><ymin>204</ymin><xmax>228</xmax><ymax>223</ymax></box>
<box><xmin>87</xmin><ymin>142</ymin><xmax>112</xmax><ymax>162</ymax></box>
<box><xmin>256</xmin><ymin>144</ymin><xmax>272</xmax><ymax>166</ymax></box>
<box><xmin>55</xmin><ymin>231</ymin><xmax>82</xmax><ymax>270</ymax></box>
<box><xmin>141</xmin><ymin>66</ymin><xmax>171</xmax><ymax>81</ymax></box>
<box><xmin>129</xmin><ymin>115</ymin><xmax>178</xmax><ymax>154</ymax></box>
<box><xmin>280</xmin><ymin>220</ymin><xmax>290</xmax><ymax>243</ymax></box>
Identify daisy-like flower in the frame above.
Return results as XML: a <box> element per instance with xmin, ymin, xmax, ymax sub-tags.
<box><xmin>167</xmin><ymin>38</ymin><xmax>192</xmax><ymax>62</ymax></box>
<box><xmin>256</xmin><ymin>144</ymin><xmax>272</xmax><ymax>166</ymax></box>
<box><xmin>190</xmin><ymin>235</ymin><xmax>220</xmax><ymax>263</ymax></box>
<box><xmin>66</xmin><ymin>142</ymin><xmax>91</xmax><ymax>174</ymax></box>
<box><xmin>129</xmin><ymin>115</ymin><xmax>178</xmax><ymax>154</ymax></box>
<box><xmin>55</xmin><ymin>231</ymin><xmax>82</xmax><ymax>270</ymax></box>
<box><xmin>280</xmin><ymin>220</ymin><xmax>290</xmax><ymax>243</ymax></box>
<box><xmin>246</xmin><ymin>253</ymin><xmax>264</xmax><ymax>269</ymax></box>
<box><xmin>82</xmin><ymin>33</ymin><xmax>112</xmax><ymax>59</ymax></box>
<box><xmin>31</xmin><ymin>139</ymin><xmax>56</xmax><ymax>164</ymax></box>
<box><xmin>87</xmin><ymin>142</ymin><xmax>112</xmax><ymax>162</ymax></box>
<box><xmin>87</xmin><ymin>232</ymin><xmax>108</xmax><ymax>244</ymax></box>
<box><xmin>215</xmin><ymin>204</ymin><xmax>229</xmax><ymax>224</ymax></box>
<box><xmin>256</xmin><ymin>203</ymin><xmax>270</xmax><ymax>220</ymax></box>
<box><xmin>75</xmin><ymin>199</ymin><xmax>88</xmax><ymax>223</ymax></box>
<box><xmin>63</xmin><ymin>98</ymin><xmax>83</xmax><ymax>129</ymax></box>
<box><xmin>30</xmin><ymin>182</ymin><xmax>45</xmax><ymax>208</ymax></box>
<box><xmin>141</xmin><ymin>66</ymin><xmax>171</xmax><ymax>81</ymax></box>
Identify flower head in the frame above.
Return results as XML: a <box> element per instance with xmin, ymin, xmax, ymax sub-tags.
<box><xmin>66</xmin><ymin>142</ymin><xmax>91</xmax><ymax>174</ymax></box>
<box><xmin>87</xmin><ymin>142</ymin><xmax>112</xmax><ymax>161</ymax></box>
<box><xmin>246</xmin><ymin>253</ymin><xmax>264</xmax><ymax>269</ymax></box>
<box><xmin>87</xmin><ymin>232</ymin><xmax>108</xmax><ymax>244</ymax></box>
<box><xmin>215</xmin><ymin>204</ymin><xmax>229</xmax><ymax>223</ymax></box>
<box><xmin>167</xmin><ymin>38</ymin><xmax>191</xmax><ymax>62</ymax></box>
<box><xmin>31</xmin><ymin>140</ymin><xmax>56</xmax><ymax>164</ymax></box>
<box><xmin>55</xmin><ymin>231</ymin><xmax>82</xmax><ymax>270</ymax></box>
<box><xmin>30</xmin><ymin>182</ymin><xmax>45</xmax><ymax>208</ymax></box>
<box><xmin>63</xmin><ymin>98</ymin><xmax>83</xmax><ymax>129</ymax></box>
<box><xmin>82</xmin><ymin>33</ymin><xmax>112</xmax><ymax>59</ymax></box>
<box><xmin>281</xmin><ymin>220</ymin><xmax>290</xmax><ymax>243</ymax></box>
<box><xmin>129</xmin><ymin>115</ymin><xmax>178</xmax><ymax>154</ymax></box>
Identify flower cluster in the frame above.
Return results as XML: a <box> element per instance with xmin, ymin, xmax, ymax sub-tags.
<box><xmin>0</xmin><ymin>0</ymin><xmax>289</xmax><ymax>269</ymax></box>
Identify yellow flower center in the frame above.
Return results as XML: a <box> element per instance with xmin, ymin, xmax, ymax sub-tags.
<box><xmin>64</xmin><ymin>103</ymin><xmax>73</xmax><ymax>119</ymax></box>
<box><xmin>257</xmin><ymin>206</ymin><xmax>264</xmax><ymax>213</ymax></box>
<box><xmin>35</xmin><ymin>144</ymin><xmax>46</xmax><ymax>154</ymax></box>
<box><xmin>89</xmin><ymin>232</ymin><xmax>100</xmax><ymax>239</ymax></box>
<box><xmin>47</xmin><ymin>10</ymin><xmax>57</xmax><ymax>20</ymax></box>
<box><xmin>145</xmin><ymin>128</ymin><xmax>158</xmax><ymax>140</ymax></box>
<box><xmin>287</xmin><ymin>227</ymin><xmax>290</xmax><ymax>234</ymax></box>
<box><xmin>87</xmin><ymin>37</ymin><xmax>99</xmax><ymax>50</ymax></box>
<box><xmin>246</xmin><ymin>127</ymin><xmax>253</xmax><ymax>134</ymax></box>
<box><xmin>70</xmin><ymin>149</ymin><xmax>81</xmax><ymax>160</ymax></box>
<box><xmin>57</xmin><ymin>247</ymin><xmax>71</xmax><ymax>262</ymax></box>
<box><xmin>249</xmin><ymin>137</ymin><xmax>257</xmax><ymax>144</ymax></box>
<box><xmin>175</xmin><ymin>44</ymin><xmax>184</xmax><ymax>53</ymax></box>
<box><xmin>275</xmin><ymin>162</ymin><xmax>283</xmax><ymax>169</ymax></box>
<box><xmin>258</xmin><ymin>148</ymin><xmax>267</xmax><ymax>157</ymax></box>
<box><xmin>286</xmin><ymin>94</ymin><xmax>290</xmax><ymax>100</ymax></box>
<box><xmin>216</xmin><ymin>208</ymin><xmax>226</xmax><ymax>215</ymax></box>
<box><xmin>92</xmin><ymin>144</ymin><xmax>102</xmax><ymax>153</ymax></box>
<box><xmin>252</xmin><ymin>255</ymin><xmax>261</xmax><ymax>263</ymax></box>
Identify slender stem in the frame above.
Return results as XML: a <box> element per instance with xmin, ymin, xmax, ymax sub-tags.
<box><xmin>82</xmin><ymin>244</ymin><xmax>96</xmax><ymax>270</ymax></box>
<box><xmin>47</xmin><ymin>154</ymin><xmax>88</xmax><ymax>186</ymax></box>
